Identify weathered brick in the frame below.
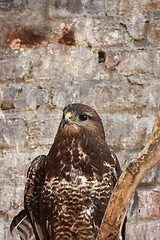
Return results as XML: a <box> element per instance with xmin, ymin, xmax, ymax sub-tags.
<box><xmin>0</xmin><ymin>147</ymin><xmax>48</xmax><ymax>178</ymax></box>
<box><xmin>102</xmin><ymin>114</ymin><xmax>148</xmax><ymax>150</ymax></box>
<box><xmin>0</xmin><ymin>57</ymin><xmax>30</xmax><ymax>80</ymax></box>
<box><xmin>147</xmin><ymin>20</ymin><xmax>160</xmax><ymax>45</ymax></box>
<box><xmin>106</xmin><ymin>50</ymin><xmax>160</xmax><ymax>75</ymax></box>
<box><xmin>0</xmin><ymin>0</ymin><xmax>27</xmax><ymax>13</ymax></box>
<box><xmin>0</xmin><ymin>119</ymin><xmax>26</xmax><ymax>148</ymax></box>
<box><xmin>0</xmin><ymin>218</ymin><xmax>5</xmax><ymax>240</ymax></box>
<box><xmin>118</xmin><ymin>0</ymin><xmax>160</xmax><ymax>15</ymax></box>
<box><xmin>117</xmin><ymin>0</ymin><xmax>160</xmax><ymax>40</ymax></box>
<box><xmin>51</xmin><ymin>84</ymin><xmax>160</xmax><ymax>114</ymax></box>
<box><xmin>0</xmin><ymin>147</ymin><xmax>48</xmax><ymax>240</ymax></box>
<box><xmin>32</xmin><ymin>46</ymin><xmax>99</xmax><ymax>82</ymax></box>
<box><xmin>105</xmin><ymin>51</ymin><xmax>122</xmax><ymax>70</ymax></box>
<box><xmin>115</xmin><ymin>149</ymin><xmax>139</xmax><ymax>169</ymax></box>
<box><xmin>140</xmin><ymin>164</ymin><xmax>159</xmax><ymax>186</ymax></box>
<box><xmin>116</xmin><ymin>50</ymin><xmax>160</xmax><ymax>75</ymax></box>
<box><xmin>0</xmin><ymin>0</ymin><xmax>13</xmax><ymax>12</ymax></box>
<box><xmin>2</xmin><ymin>27</ymin><xmax>52</xmax><ymax>49</ymax></box>
<box><xmin>157</xmin><ymin>163</ymin><xmax>160</xmax><ymax>185</ymax></box>
<box><xmin>0</xmin><ymin>88</ymin><xmax>2</xmax><ymax>106</ymax></box>
<box><xmin>126</xmin><ymin>12</ymin><xmax>147</xmax><ymax>40</ymax></box>
<box><xmin>0</xmin><ymin>0</ymin><xmax>48</xmax><ymax>23</ymax></box>
<box><xmin>46</xmin><ymin>18</ymin><xmax>129</xmax><ymax>50</ymax></box>
<box><xmin>27</xmin><ymin>117</ymin><xmax>60</xmax><ymax>147</ymax></box>
<box><xmin>126</xmin><ymin>220</ymin><xmax>160</xmax><ymax>240</ymax></box>
<box><xmin>1</xmin><ymin>85</ymin><xmax>48</xmax><ymax>111</ymax></box>
<box><xmin>76</xmin><ymin>18</ymin><xmax>130</xmax><ymax>48</ymax></box>
<box><xmin>48</xmin><ymin>0</ymin><xmax>105</xmax><ymax>17</ymax></box>
<box><xmin>105</xmin><ymin>0</ymin><xmax>120</xmax><ymax>16</ymax></box>
<box><xmin>0</xmin><ymin>147</ymin><xmax>49</xmax><ymax>213</ymax></box>
<box><xmin>137</xmin><ymin>190</ymin><xmax>160</xmax><ymax>220</ymax></box>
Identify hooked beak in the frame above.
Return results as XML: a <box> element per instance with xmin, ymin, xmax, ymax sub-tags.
<box><xmin>62</xmin><ymin>112</ymin><xmax>81</xmax><ymax>128</ymax></box>
<box><xmin>63</xmin><ymin>112</ymin><xmax>72</xmax><ymax>128</ymax></box>
<box><xmin>63</xmin><ymin>116</ymin><xmax>70</xmax><ymax>127</ymax></box>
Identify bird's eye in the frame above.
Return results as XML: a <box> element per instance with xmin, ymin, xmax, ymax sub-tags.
<box><xmin>79</xmin><ymin>114</ymin><xmax>88</xmax><ymax>121</ymax></box>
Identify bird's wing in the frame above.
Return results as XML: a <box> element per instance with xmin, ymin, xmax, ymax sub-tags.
<box><xmin>24</xmin><ymin>155</ymin><xmax>47</xmax><ymax>240</ymax></box>
<box><xmin>110</xmin><ymin>149</ymin><xmax>122</xmax><ymax>180</ymax></box>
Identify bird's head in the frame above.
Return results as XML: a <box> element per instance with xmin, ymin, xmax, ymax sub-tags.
<box><xmin>58</xmin><ymin>103</ymin><xmax>105</xmax><ymax>141</ymax></box>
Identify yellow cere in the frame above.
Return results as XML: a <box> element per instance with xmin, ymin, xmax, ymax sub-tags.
<box><xmin>65</xmin><ymin>112</ymin><xmax>81</xmax><ymax>126</ymax></box>
<box><xmin>65</xmin><ymin>112</ymin><xmax>72</xmax><ymax>119</ymax></box>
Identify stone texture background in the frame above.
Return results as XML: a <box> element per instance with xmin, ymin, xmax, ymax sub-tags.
<box><xmin>0</xmin><ymin>0</ymin><xmax>160</xmax><ymax>239</ymax></box>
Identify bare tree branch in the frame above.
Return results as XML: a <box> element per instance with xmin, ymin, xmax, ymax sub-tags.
<box><xmin>96</xmin><ymin>106</ymin><xmax>160</xmax><ymax>240</ymax></box>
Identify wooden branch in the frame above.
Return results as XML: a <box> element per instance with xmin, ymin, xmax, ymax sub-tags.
<box><xmin>97</xmin><ymin>106</ymin><xmax>160</xmax><ymax>240</ymax></box>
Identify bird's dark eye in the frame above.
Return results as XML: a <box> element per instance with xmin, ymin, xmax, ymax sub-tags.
<box><xmin>79</xmin><ymin>114</ymin><xmax>88</xmax><ymax>121</ymax></box>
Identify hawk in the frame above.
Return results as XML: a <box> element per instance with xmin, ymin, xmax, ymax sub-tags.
<box><xmin>10</xmin><ymin>103</ymin><xmax>122</xmax><ymax>240</ymax></box>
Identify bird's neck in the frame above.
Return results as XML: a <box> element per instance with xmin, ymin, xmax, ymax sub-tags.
<box><xmin>46</xmin><ymin>134</ymin><xmax>84</xmax><ymax>178</ymax></box>
<box><xmin>46</xmin><ymin>133</ymin><xmax>109</xmax><ymax>181</ymax></box>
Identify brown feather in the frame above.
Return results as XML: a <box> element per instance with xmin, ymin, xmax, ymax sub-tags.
<box><xmin>42</xmin><ymin>104</ymin><xmax>121</xmax><ymax>239</ymax></box>
<box><xmin>11</xmin><ymin>103</ymin><xmax>122</xmax><ymax>240</ymax></box>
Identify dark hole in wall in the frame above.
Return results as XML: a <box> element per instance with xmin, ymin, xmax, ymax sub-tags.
<box><xmin>98</xmin><ymin>51</ymin><xmax>106</xmax><ymax>63</ymax></box>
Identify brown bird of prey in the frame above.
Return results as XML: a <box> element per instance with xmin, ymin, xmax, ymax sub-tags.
<box><xmin>10</xmin><ymin>103</ymin><xmax>122</xmax><ymax>240</ymax></box>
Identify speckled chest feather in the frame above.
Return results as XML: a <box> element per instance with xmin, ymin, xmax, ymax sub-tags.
<box><xmin>41</xmin><ymin>136</ymin><xmax>118</xmax><ymax>240</ymax></box>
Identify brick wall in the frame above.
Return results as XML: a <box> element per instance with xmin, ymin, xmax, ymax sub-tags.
<box><xmin>0</xmin><ymin>0</ymin><xmax>160</xmax><ymax>239</ymax></box>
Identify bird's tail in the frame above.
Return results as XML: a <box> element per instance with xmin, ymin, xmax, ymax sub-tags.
<box><xmin>10</xmin><ymin>209</ymin><xmax>33</xmax><ymax>240</ymax></box>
